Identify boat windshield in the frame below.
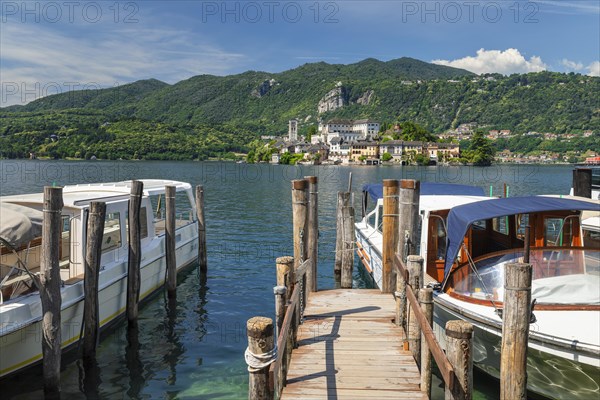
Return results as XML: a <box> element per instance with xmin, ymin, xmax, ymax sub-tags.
<box><xmin>447</xmin><ymin>248</ymin><xmax>600</xmax><ymax>305</ymax></box>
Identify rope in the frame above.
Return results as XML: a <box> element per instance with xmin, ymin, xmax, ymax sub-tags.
<box><xmin>245</xmin><ymin>346</ymin><xmax>277</xmax><ymax>372</ymax></box>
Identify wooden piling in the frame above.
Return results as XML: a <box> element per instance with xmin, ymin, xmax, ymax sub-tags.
<box><xmin>291</xmin><ymin>180</ymin><xmax>308</xmax><ymax>272</ymax></box>
<box><xmin>524</xmin><ymin>225</ymin><xmax>531</xmax><ymax>264</ymax></box>
<box><xmin>382</xmin><ymin>179</ymin><xmax>399</xmax><ymax>293</ymax></box>
<box><xmin>398</xmin><ymin>180</ymin><xmax>421</xmax><ymax>261</ymax></box>
<box><xmin>276</xmin><ymin>256</ymin><xmax>295</xmax><ymax>303</ymax></box>
<box><xmin>340</xmin><ymin>205</ymin><xmax>354</xmax><ymax>289</ymax></box>
<box><xmin>304</xmin><ymin>176</ymin><xmax>318</xmax><ymax>293</ymax></box>
<box><xmin>445</xmin><ymin>320</ymin><xmax>474</xmax><ymax>400</ymax></box>
<box><xmin>127</xmin><ymin>180</ymin><xmax>143</xmax><ymax>325</ymax></box>
<box><xmin>419</xmin><ymin>288</ymin><xmax>434</xmax><ymax>398</ymax></box>
<box><xmin>273</xmin><ymin>286</ymin><xmax>287</xmax><ymax>335</ymax></box>
<box><xmin>334</xmin><ymin>192</ymin><xmax>351</xmax><ymax>276</ymax></box>
<box><xmin>195</xmin><ymin>185</ymin><xmax>208</xmax><ymax>273</ymax></box>
<box><xmin>501</xmin><ymin>262</ymin><xmax>533</xmax><ymax>400</ymax></box>
<box><xmin>83</xmin><ymin>201</ymin><xmax>106</xmax><ymax>364</ymax></box>
<box><xmin>247</xmin><ymin>317</ymin><xmax>275</xmax><ymax>400</ymax></box>
<box><xmin>165</xmin><ymin>185</ymin><xmax>177</xmax><ymax>298</ymax></box>
<box><xmin>40</xmin><ymin>186</ymin><xmax>64</xmax><ymax>397</ymax></box>
<box><xmin>407</xmin><ymin>255</ymin><xmax>424</xmax><ymax>363</ymax></box>
<box><xmin>573</xmin><ymin>168</ymin><xmax>592</xmax><ymax>198</ymax></box>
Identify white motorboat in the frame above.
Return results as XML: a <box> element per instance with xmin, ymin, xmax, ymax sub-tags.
<box><xmin>355</xmin><ymin>182</ymin><xmax>600</xmax><ymax>399</ymax></box>
<box><xmin>0</xmin><ymin>180</ymin><xmax>199</xmax><ymax>377</ymax></box>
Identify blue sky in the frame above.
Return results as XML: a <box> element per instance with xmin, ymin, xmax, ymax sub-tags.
<box><xmin>1</xmin><ymin>0</ymin><xmax>599</xmax><ymax>106</ymax></box>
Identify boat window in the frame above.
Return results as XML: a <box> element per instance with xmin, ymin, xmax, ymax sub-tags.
<box><xmin>583</xmin><ymin>228</ymin><xmax>600</xmax><ymax>249</ymax></box>
<box><xmin>472</xmin><ymin>220</ymin><xmax>486</xmax><ymax>230</ymax></box>
<box><xmin>125</xmin><ymin>207</ymin><xmax>149</xmax><ymax>240</ymax></box>
<box><xmin>492</xmin><ymin>217</ymin><xmax>509</xmax><ymax>235</ymax></box>
<box><xmin>516</xmin><ymin>214</ymin><xmax>529</xmax><ymax>240</ymax></box>
<box><xmin>102</xmin><ymin>212</ymin><xmax>122</xmax><ymax>252</ymax></box>
<box><xmin>544</xmin><ymin>216</ymin><xmax>574</xmax><ymax>246</ymax></box>
<box><xmin>447</xmin><ymin>248</ymin><xmax>600</xmax><ymax>305</ymax></box>
<box><xmin>60</xmin><ymin>216</ymin><xmax>70</xmax><ymax>263</ymax></box>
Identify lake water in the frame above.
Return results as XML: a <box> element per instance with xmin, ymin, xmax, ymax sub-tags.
<box><xmin>0</xmin><ymin>160</ymin><xmax>576</xmax><ymax>399</ymax></box>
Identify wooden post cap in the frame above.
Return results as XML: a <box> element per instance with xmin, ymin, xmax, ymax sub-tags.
<box><xmin>273</xmin><ymin>286</ymin><xmax>287</xmax><ymax>295</ymax></box>
<box><xmin>304</xmin><ymin>176</ymin><xmax>318</xmax><ymax>184</ymax></box>
<box><xmin>383</xmin><ymin>179</ymin><xmax>399</xmax><ymax>187</ymax></box>
<box><xmin>292</xmin><ymin>179</ymin><xmax>307</xmax><ymax>190</ymax></box>
<box><xmin>247</xmin><ymin>317</ymin><xmax>274</xmax><ymax>339</ymax></box>
<box><xmin>400</xmin><ymin>179</ymin><xmax>420</xmax><ymax>190</ymax></box>
<box><xmin>445</xmin><ymin>320</ymin><xmax>474</xmax><ymax>339</ymax></box>
<box><xmin>276</xmin><ymin>256</ymin><xmax>294</xmax><ymax>265</ymax></box>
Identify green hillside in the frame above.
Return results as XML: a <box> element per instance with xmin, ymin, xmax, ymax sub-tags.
<box><xmin>1</xmin><ymin>57</ymin><xmax>598</xmax><ymax>160</ymax></box>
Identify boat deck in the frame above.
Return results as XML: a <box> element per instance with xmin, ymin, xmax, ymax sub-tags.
<box><xmin>280</xmin><ymin>289</ymin><xmax>426</xmax><ymax>400</ymax></box>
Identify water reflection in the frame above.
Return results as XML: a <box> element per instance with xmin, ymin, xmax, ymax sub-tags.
<box><xmin>125</xmin><ymin>325</ymin><xmax>144</xmax><ymax>398</ymax></box>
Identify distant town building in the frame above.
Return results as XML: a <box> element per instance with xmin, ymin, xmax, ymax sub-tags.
<box><xmin>288</xmin><ymin>119</ymin><xmax>298</xmax><ymax>142</ymax></box>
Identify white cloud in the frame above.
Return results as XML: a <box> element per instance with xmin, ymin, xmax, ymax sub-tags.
<box><xmin>432</xmin><ymin>48</ymin><xmax>548</xmax><ymax>75</ymax></box>
<box><xmin>587</xmin><ymin>61</ymin><xmax>600</xmax><ymax>77</ymax></box>
<box><xmin>0</xmin><ymin>22</ymin><xmax>245</xmax><ymax>106</ymax></box>
<box><xmin>560</xmin><ymin>59</ymin><xmax>584</xmax><ymax>71</ymax></box>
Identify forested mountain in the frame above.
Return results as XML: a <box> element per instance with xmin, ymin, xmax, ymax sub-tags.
<box><xmin>1</xmin><ymin>57</ymin><xmax>598</xmax><ymax>160</ymax></box>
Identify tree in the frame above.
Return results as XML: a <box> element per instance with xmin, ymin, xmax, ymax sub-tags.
<box><xmin>307</xmin><ymin>125</ymin><xmax>317</xmax><ymax>142</ymax></box>
<box><xmin>394</xmin><ymin>121</ymin><xmax>436</xmax><ymax>142</ymax></box>
<box><xmin>381</xmin><ymin>152</ymin><xmax>392</xmax><ymax>162</ymax></box>
<box><xmin>468</xmin><ymin>131</ymin><xmax>496</xmax><ymax>166</ymax></box>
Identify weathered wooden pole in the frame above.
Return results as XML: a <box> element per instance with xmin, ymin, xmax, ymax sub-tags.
<box><xmin>165</xmin><ymin>185</ymin><xmax>177</xmax><ymax>298</ymax></box>
<box><xmin>524</xmin><ymin>225</ymin><xmax>531</xmax><ymax>264</ymax></box>
<box><xmin>420</xmin><ymin>288</ymin><xmax>434</xmax><ymax>398</ymax></box>
<box><xmin>195</xmin><ymin>185</ymin><xmax>208</xmax><ymax>273</ymax></box>
<box><xmin>127</xmin><ymin>180</ymin><xmax>143</xmax><ymax>325</ymax></box>
<box><xmin>382</xmin><ymin>179</ymin><xmax>400</xmax><ymax>293</ymax></box>
<box><xmin>276</xmin><ymin>256</ymin><xmax>294</xmax><ymax>303</ymax></box>
<box><xmin>501</xmin><ymin>262</ymin><xmax>533</xmax><ymax>400</ymax></box>
<box><xmin>445</xmin><ymin>320</ymin><xmax>474</xmax><ymax>400</ymax></box>
<box><xmin>334</xmin><ymin>191</ymin><xmax>351</xmax><ymax>277</ymax></box>
<box><xmin>40</xmin><ymin>186</ymin><xmax>64</xmax><ymax>397</ymax></box>
<box><xmin>291</xmin><ymin>180</ymin><xmax>308</xmax><ymax>272</ymax></box>
<box><xmin>395</xmin><ymin>273</ymin><xmax>406</xmax><ymax>329</ymax></box>
<box><xmin>398</xmin><ymin>180</ymin><xmax>421</xmax><ymax>262</ymax></box>
<box><xmin>340</xmin><ymin>205</ymin><xmax>355</xmax><ymax>289</ymax></box>
<box><xmin>304</xmin><ymin>176</ymin><xmax>318</xmax><ymax>293</ymax></box>
<box><xmin>273</xmin><ymin>286</ymin><xmax>287</xmax><ymax>336</ymax></box>
<box><xmin>407</xmin><ymin>255</ymin><xmax>424</xmax><ymax>363</ymax></box>
<box><xmin>246</xmin><ymin>317</ymin><xmax>275</xmax><ymax>400</ymax></box>
<box><xmin>83</xmin><ymin>201</ymin><xmax>106</xmax><ymax>365</ymax></box>
<box><xmin>573</xmin><ymin>168</ymin><xmax>592</xmax><ymax>198</ymax></box>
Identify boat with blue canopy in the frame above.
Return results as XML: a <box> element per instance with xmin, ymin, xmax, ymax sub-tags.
<box><xmin>355</xmin><ymin>182</ymin><xmax>600</xmax><ymax>400</ymax></box>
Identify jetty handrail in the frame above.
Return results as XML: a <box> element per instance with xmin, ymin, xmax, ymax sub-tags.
<box><xmin>269</xmin><ymin>258</ymin><xmax>311</xmax><ymax>396</ymax></box>
<box><xmin>393</xmin><ymin>253</ymin><xmax>456</xmax><ymax>392</ymax></box>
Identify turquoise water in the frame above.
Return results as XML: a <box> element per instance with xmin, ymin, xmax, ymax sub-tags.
<box><xmin>0</xmin><ymin>161</ymin><xmax>575</xmax><ymax>399</ymax></box>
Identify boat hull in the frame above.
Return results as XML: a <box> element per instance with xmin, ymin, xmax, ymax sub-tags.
<box><xmin>0</xmin><ymin>223</ymin><xmax>198</xmax><ymax>377</ymax></box>
<box><xmin>433</xmin><ymin>297</ymin><xmax>600</xmax><ymax>400</ymax></box>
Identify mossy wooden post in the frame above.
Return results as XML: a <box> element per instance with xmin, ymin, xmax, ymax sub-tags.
<box><xmin>304</xmin><ymin>176</ymin><xmax>318</xmax><ymax>293</ymax></box>
<box><xmin>195</xmin><ymin>185</ymin><xmax>208</xmax><ymax>273</ymax></box>
<box><xmin>165</xmin><ymin>185</ymin><xmax>177</xmax><ymax>298</ymax></box>
<box><xmin>407</xmin><ymin>255</ymin><xmax>424</xmax><ymax>364</ymax></box>
<box><xmin>445</xmin><ymin>320</ymin><xmax>474</xmax><ymax>400</ymax></box>
<box><xmin>341</xmin><ymin>205</ymin><xmax>354</xmax><ymax>289</ymax></box>
<box><xmin>40</xmin><ymin>186</ymin><xmax>63</xmax><ymax>397</ymax></box>
<box><xmin>420</xmin><ymin>288</ymin><xmax>434</xmax><ymax>398</ymax></box>
<box><xmin>291</xmin><ymin>180</ymin><xmax>308</xmax><ymax>272</ymax></box>
<box><xmin>382</xmin><ymin>179</ymin><xmax>399</xmax><ymax>293</ymax></box>
<box><xmin>127</xmin><ymin>180</ymin><xmax>143</xmax><ymax>326</ymax></box>
<box><xmin>334</xmin><ymin>191</ymin><xmax>351</xmax><ymax>277</ymax></box>
<box><xmin>276</xmin><ymin>256</ymin><xmax>294</xmax><ymax>303</ymax></box>
<box><xmin>501</xmin><ymin>263</ymin><xmax>533</xmax><ymax>400</ymax></box>
<box><xmin>398</xmin><ymin>180</ymin><xmax>421</xmax><ymax>262</ymax></box>
<box><xmin>247</xmin><ymin>317</ymin><xmax>275</xmax><ymax>400</ymax></box>
<box><xmin>83</xmin><ymin>201</ymin><xmax>106</xmax><ymax>365</ymax></box>
<box><xmin>573</xmin><ymin>168</ymin><xmax>592</xmax><ymax>198</ymax></box>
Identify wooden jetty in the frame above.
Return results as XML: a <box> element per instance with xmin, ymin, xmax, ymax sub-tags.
<box><xmin>282</xmin><ymin>289</ymin><xmax>425</xmax><ymax>400</ymax></box>
<box><xmin>246</xmin><ymin>175</ymin><xmax>540</xmax><ymax>400</ymax></box>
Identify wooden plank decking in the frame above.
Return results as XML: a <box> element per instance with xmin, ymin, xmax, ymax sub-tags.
<box><xmin>281</xmin><ymin>289</ymin><xmax>427</xmax><ymax>400</ymax></box>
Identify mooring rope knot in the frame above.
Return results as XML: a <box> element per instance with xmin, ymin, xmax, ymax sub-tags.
<box><xmin>244</xmin><ymin>346</ymin><xmax>277</xmax><ymax>372</ymax></box>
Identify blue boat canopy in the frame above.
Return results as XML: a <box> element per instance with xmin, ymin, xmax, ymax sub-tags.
<box><xmin>443</xmin><ymin>196</ymin><xmax>600</xmax><ymax>281</ymax></box>
<box><xmin>362</xmin><ymin>182</ymin><xmax>485</xmax><ymax>202</ymax></box>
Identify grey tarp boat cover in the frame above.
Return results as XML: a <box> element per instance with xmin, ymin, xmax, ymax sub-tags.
<box><xmin>0</xmin><ymin>203</ymin><xmax>44</xmax><ymax>248</ymax></box>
